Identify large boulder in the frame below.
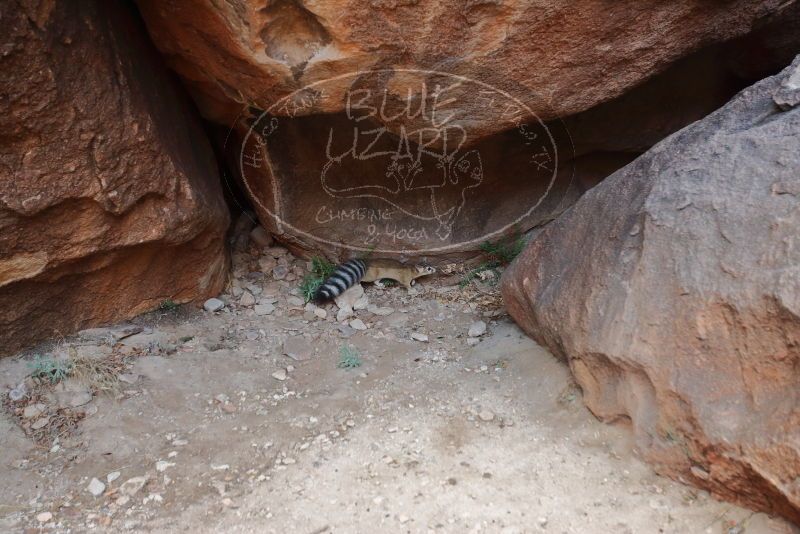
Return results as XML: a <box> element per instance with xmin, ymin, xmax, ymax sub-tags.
<box><xmin>502</xmin><ymin>57</ymin><xmax>800</xmax><ymax>521</ymax></box>
<box><xmin>134</xmin><ymin>0</ymin><xmax>794</xmax><ymax>260</ymax></box>
<box><xmin>136</xmin><ymin>0</ymin><xmax>790</xmax><ymax>128</ymax></box>
<box><xmin>0</xmin><ymin>1</ymin><xmax>230</xmax><ymax>355</ymax></box>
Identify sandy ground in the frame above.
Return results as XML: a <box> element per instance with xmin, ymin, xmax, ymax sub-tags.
<box><xmin>1</xmin><ymin>243</ymin><xmax>797</xmax><ymax>534</ymax></box>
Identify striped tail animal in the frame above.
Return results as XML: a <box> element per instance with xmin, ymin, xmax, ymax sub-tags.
<box><xmin>313</xmin><ymin>259</ymin><xmax>367</xmax><ymax>302</ymax></box>
<box><xmin>313</xmin><ymin>259</ymin><xmax>436</xmax><ymax>302</ymax></box>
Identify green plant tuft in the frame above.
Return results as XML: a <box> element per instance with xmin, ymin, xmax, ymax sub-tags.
<box><xmin>300</xmin><ymin>256</ymin><xmax>337</xmax><ymax>302</ymax></box>
<box><xmin>311</xmin><ymin>256</ymin><xmax>336</xmax><ymax>279</ymax></box>
<box><xmin>479</xmin><ymin>235</ymin><xmax>526</xmax><ymax>265</ymax></box>
<box><xmin>28</xmin><ymin>355</ymin><xmax>73</xmax><ymax>384</ymax></box>
<box><xmin>336</xmin><ymin>345</ymin><xmax>362</xmax><ymax>369</ymax></box>
<box><xmin>159</xmin><ymin>299</ymin><xmax>179</xmax><ymax>312</ymax></box>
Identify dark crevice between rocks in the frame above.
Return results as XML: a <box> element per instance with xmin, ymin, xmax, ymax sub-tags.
<box><xmin>552</xmin><ymin>2</ymin><xmax>800</xmax><ymax>199</ymax></box>
<box><xmin>120</xmin><ymin>0</ymin><xmax>252</xmax><ymax>238</ymax></box>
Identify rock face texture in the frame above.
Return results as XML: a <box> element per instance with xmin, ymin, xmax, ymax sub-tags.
<box><xmin>135</xmin><ymin>0</ymin><xmax>796</xmax><ymax>259</ymax></box>
<box><xmin>502</xmin><ymin>57</ymin><xmax>800</xmax><ymax>522</ymax></box>
<box><xmin>0</xmin><ymin>2</ymin><xmax>230</xmax><ymax>354</ymax></box>
<box><xmin>136</xmin><ymin>0</ymin><xmax>790</xmax><ymax>128</ymax></box>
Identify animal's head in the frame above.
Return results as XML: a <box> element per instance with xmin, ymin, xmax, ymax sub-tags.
<box><xmin>415</xmin><ymin>264</ymin><xmax>436</xmax><ymax>277</ymax></box>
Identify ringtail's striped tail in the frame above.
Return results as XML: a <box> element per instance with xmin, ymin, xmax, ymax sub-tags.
<box><xmin>313</xmin><ymin>259</ymin><xmax>367</xmax><ymax>302</ymax></box>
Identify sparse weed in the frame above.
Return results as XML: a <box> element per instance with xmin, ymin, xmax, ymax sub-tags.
<box><xmin>70</xmin><ymin>353</ymin><xmax>123</xmax><ymax>394</ymax></box>
<box><xmin>28</xmin><ymin>355</ymin><xmax>72</xmax><ymax>384</ymax></box>
<box><xmin>159</xmin><ymin>299</ymin><xmax>179</xmax><ymax>312</ymax></box>
<box><xmin>300</xmin><ymin>276</ymin><xmax>323</xmax><ymax>302</ymax></box>
<box><xmin>311</xmin><ymin>256</ymin><xmax>336</xmax><ymax>278</ymax></box>
<box><xmin>479</xmin><ymin>236</ymin><xmax>526</xmax><ymax>265</ymax></box>
<box><xmin>300</xmin><ymin>256</ymin><xmax>336</xmax><ymax>302</ymax></box>
<box><xmin>460</xmin><ymin>235</ymin><xmax>527</xmax><ymax>287</ymax></box>
<box><xmin>337</xmin><ymin>345</ymin><xmax>362</xmax><ymax>369</ymax></box>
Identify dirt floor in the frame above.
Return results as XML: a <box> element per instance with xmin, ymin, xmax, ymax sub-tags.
<box><xmin>1</xmin><ymin>239</ymin><xmax>798</xmax><ymax>533</ymax></box>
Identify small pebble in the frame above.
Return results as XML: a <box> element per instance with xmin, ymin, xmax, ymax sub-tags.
<box><xmin>410</xmin><ymin>332</ymin><xmax>429</xmax><ymax>342</ymax></box>
<box><xmin>87</xmin><ymin>477</ymin><xmax>106</xmax><ymax>497</ymax></box>
<box><xmin>254</xmin><ymin>303</ymin><xmax>276</xmax><ymax>316</ymax></box>
<box><xmin>36</xmin><ymin>512</ymin><xmax>52</xmax><ymax>523</ymax></box>
<box><xmin>468</xmin><ymin>320</ymin><xmax>487</xmax><ymax>337</ymax></box>
<box><xmin>478</xmin><ymin>409</ymin><xmax>495</xmax><ymax>422</ymax></box>
<box><xmin>272</xmin><ymin>266</ymin><xmax>289</xmax><ymax>280</ymax></box>
<box><xmin>272</xmin><ymin>369</ymin><xmax>288</xmax><ymax>381</ymax></box>
<box><xmin>155</xmin><ymin>460</ymin><xmax>175</xmax><ymax>472</ymax></box>
<box><xmin>203</xmin><ymin>298</ymin><xmax>225</xmax><ymax>313</ymax></box>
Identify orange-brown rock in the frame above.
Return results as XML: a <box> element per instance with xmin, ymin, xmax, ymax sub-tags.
<box><xmin>502</xmin><ymin>57</ymin><xmax>800</xmax><ymax>522</ymax></box>
<box><xmin>0</xmin><ymin>1</ymin><xmax>230</xmax><ymax>355</ymax></box>
<box><xmin>136</xmin><ymin>0</ymin><xmax>791</xmax><ymax>129</ymax></box>
<box><xmin>135</xmin><ymin>0</ymin><xmax>795</xmax><ymax>259</ymax></box>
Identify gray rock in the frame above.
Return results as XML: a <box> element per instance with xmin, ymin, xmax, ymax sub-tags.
<box><xmin>244</xmin><ymin>330</ymin><xmax>259</xmax><ymax>341</ymax></box>
<box><xmin>87</xmin><ymin>477</ymin><xmax>106</xmax><ymax>497</ymax></box>
<box><xmin>349</xmin><ymin>318</ymin><xmax>368</xmax><ymax>330</ymax></box>
<box><xmin>271</xmin><ymin>369</ymin><xmax>288</xmax><ymax>381</ymax></box>
<box><xmin>254</xmin><ymin>303</ymin><xmax>275</xmax><ymax>316</ymax></box>
<box><xmin>503</xmin><ymin>56</ymin><xmax>800</xmax><ymax>522</ymax></box>
<box><xmin>8</xmin><ymin>382</ymin><xmax>27</xmax><ymax>401</ymax></box>
<box><xmin>239</xmin><ymin>291</ymin><xmax>256</xmax><ymax>307</ymax></box>
<box><xmin>22</xmin><ymin>403</ymin><xmax>46</xmax><ymax>419</ymax></box>
<box><xmin>119</xmin><ymin>476</ymin><xmax>148</xmax><ymax>496</ymax></box>
<box><xmin>367</xmin><ymin>305</ymin><xmax>395</xmax><ymax>316</ymax></box>
<box><xmin>203</xmin><ymin>298</ymin><xmax>225</xmax><ymax>313</ymax></box>
<box><xmin>774</xmin><ymin>55</ymin><xmax>800</xmax><ymax>110</ymax></box>
<box><xmin>410</xmin><ymin>332</ymin><xmax>429</xmax><ymax>342</ymax></box>
<box><xmin>334</xmin><ymin>284</ymin><xmax>365</xmax><ymax>313</ymax></box>
<box><xmin>468</xmin><ymin>320</ymin><xmax>487</xmax><ymax>337</ymax></box>
<box><xmin>287</xmin><ymin>296</ymin><xmax>305</xmax><ymax>307</ymax></box>
<box><xmin>478</xmin><ymin>409</ymin><xmax>495</xmax><ymax>422</ymax></box>
<box><xmin>31</xmin><ymin>417</ymin><xmax>50</xmax><ymax>430</ymax></box>
<box><xmin>336</xmin><ymin>325</ymin><xmax>356</xmax><ymax>338</ymax></box>
<box><xmin>272</xmin><ymin>265</ymin><xmax>289</xmax><ymax>280</ymax></box>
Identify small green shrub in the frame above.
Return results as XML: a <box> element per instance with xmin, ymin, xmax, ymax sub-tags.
<box><xmin>28</xmin><ymin>355</ymin><xmax>73</xmax><ymax>384</ymax></box>
<box><xmin>300</xmin><ymin>256</ymin><xmax>336</xmax><ymax>302</ymax></box>
<box><xmin>311</xmin><ymin>257</ymin><xmax>336</xmax><ymax>279</ymax></box>
<box><xmin>337</xmin><ymin>345</ymin><xmax>362</xmax><ymax>369</ymax></box>
<box><xmin>479</xmin><ymin>235</ymin><xmax>526</xmax><ymax>265</ymax></box>
<box><xmin>159</xmin><ymin>299</ymin><xmax>179</xmax><ymax>312</ymax></box>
